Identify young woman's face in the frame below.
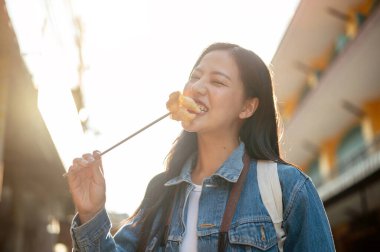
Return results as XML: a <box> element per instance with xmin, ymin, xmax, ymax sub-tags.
<box><xmin>183</xmin><ymin>50</ymin><xmax>252</xmax><ymax>136</ymax></box>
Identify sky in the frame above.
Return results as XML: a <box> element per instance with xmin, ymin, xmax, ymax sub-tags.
<box><xmin>7</xmin><ymin>0</ymin><xmax>300</xmax><ymax>215</ymax></box>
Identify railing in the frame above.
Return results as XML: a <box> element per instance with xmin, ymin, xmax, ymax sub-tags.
<box><xmin>335</xmin><ymin>135</ymin><xmax>380</xmax><ymax>177</ymax></box>
<box><xmin>318</xmin><ymin>135</ymin><xmax>380</xmax><ymax>202</ymax></box>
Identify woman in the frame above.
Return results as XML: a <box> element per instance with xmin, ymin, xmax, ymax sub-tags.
<box><xmin>67</xmin><ymin>43</ymin><xmax>335</xmax><ymax>251</ymax></box>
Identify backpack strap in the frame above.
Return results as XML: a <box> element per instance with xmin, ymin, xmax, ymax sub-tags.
<box><xmin>257</xmin><ymin>160</ymin><xmax>286</xmax><ymax>252</ymax></box>
<box><xmin>218</xmin><ymin>152</ymin><xmax>251</xmax><ymax>252</ymax></box>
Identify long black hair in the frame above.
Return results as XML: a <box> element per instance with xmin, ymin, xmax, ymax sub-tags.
<box><xmin>133</xmin><ymin>42</ymin><xmax>287</xmax><ymax>251</ymax></box>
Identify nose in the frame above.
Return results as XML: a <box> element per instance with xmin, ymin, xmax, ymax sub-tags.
<box><xmin>189</xmin><ymin>80</ymin><xmax>207</xmax><ymax>96</ymax></box>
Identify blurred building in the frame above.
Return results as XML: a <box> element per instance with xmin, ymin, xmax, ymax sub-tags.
<box><xmin>0</xmin><ymin>0</ymin><xmax>86</xmax><ymax>251</ymax></box>
<box><xmin>272</xmin><ymin>0</ymin><xmax>380</xmax><ymax>251</ymax></box>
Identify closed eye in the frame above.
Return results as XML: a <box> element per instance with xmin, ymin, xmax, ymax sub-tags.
<box><xmin>213</xmin><ymin>81</ymin><xmax>226</xmax><ymax>86</ymax></box>
<box><xmin>212</xmin><ymin>79</ymin><xmax>228</xmax><ymax>86</ymax></box>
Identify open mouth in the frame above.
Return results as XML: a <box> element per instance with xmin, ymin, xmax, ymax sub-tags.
<box><xmin>187</xmin><ymin>102</ymin><xmax>208</xmax><ymax>114</ymax></box>
<box><xmin>198</xmin><ymin>104</ymin><xmax>208</xmax><ymax>113</ymax></box>
<box><xmin>190</xmin><ymin>99</ymin><xmax>209</xmax><ymax>114</ymax></box>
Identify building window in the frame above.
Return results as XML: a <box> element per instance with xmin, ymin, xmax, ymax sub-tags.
<box><xmin>337</xmin><ymin>125</ymin><xmax>365</xmax><ymax>173</ymax></box>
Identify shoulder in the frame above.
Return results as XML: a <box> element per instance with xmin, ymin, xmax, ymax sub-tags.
<box><xmin>276</xmin><ymin>163</ymin><xmax>322</xmax><ymax>217</ymax></box>
<box><xmin>254</xmin><ymin>161</ymin><xmax>310</xmax><ymax>191</ymax></box>
<box><xmin>250</xmin><ymin>160</ymin><xmax>311</xmax><ymax>201</ymax></box>
<box><xmin>277</xmin><ymin>163</ymin><xmax>310</xmax><ymax>184</ymax></box>
<box><xmin>276</xmin><ymin>163</ymin><xmax>311</xmax><ymax>205</ymax></box>
<box><xmin>277</xmin><ymin>162</ymin><xmax>310</xmax><ymax>189</ymax></box>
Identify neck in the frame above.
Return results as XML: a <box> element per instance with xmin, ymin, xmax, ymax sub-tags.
<box><xmin>191</xmin><ymin>133</ymin><xmax>240</xmax><ymax>185</ymax></box>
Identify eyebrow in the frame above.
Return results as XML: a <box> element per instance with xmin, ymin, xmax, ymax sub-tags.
<box><xmin>211</xmin><ymin>70</ymin><xmax>232</xmax><ymax>81</ymax></box>
<box><xmin>193</xmin><ymin>68</ymin><xmax>232</xmax><ymax>81</ymax></box>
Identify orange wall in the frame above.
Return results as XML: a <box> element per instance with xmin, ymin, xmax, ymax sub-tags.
<box><xmin>363</xmin><ymin>98</ymin><xmax>380</xmax><ymax>139</ymax></box>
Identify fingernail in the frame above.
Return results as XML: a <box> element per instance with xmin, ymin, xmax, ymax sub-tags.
<box><xmin>80</xmin><ymin>159</ymin><xmax>89</xmax><ymax>166</ymax></box>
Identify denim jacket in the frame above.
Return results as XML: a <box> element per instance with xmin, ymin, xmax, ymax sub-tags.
<box><xmin>70</xmin><ymin>143</ymin><xmax>335</xmax><ymax>251</ymax></box>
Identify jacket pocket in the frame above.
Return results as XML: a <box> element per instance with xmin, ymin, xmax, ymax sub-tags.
<box><xmin>228</xmin><ymin>219</ymin><xmax>277</xmax><ymax>251</ymax></box>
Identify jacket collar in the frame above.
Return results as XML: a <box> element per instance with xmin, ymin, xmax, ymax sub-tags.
<box><xmin>164</xmin><ymin>142</ymin><xmax>246</xmax><ymax>186</ymax></box>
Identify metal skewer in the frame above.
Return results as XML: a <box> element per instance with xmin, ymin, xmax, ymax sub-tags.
<box><xmin>99</xmin><ymin>112</ymin><xmax>170</xmax><ymax>156</ymax></box>
<box><xmin>63</xmin><ymin>112</ymin><xmax>170</xmax><ymax>177</ymax></box>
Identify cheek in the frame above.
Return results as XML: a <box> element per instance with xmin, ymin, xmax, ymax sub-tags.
<box><xmin>216</xmin><ymin>94</ymin><xmax>245</xmax><ymax>114</ymax></box>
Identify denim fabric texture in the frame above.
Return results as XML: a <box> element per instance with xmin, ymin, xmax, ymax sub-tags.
<box><xmin>71</xmin><ymin>143</ymin><xmax>335</xmax><ymax>251</ymax></box>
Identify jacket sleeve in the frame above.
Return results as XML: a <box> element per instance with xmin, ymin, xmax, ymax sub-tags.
<box><xmin>70</xmin><ymin>208</ymin><xmax>143</xmax><ymax>252</ymax></box>
<box><xmin>70</xmin><ymin>172</ymin><xmax>167</xmax><ymax>252</ymax></box>
<box><xmin>282</xmin><ymin>178</ymin><xmax>336</xmax><ymax>252</ymax></box>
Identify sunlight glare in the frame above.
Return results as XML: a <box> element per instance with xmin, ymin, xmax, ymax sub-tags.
<box><xmin>38</xmin><ymin>85</ymin><xmax>86</xmax><ymax>171</ymax></box>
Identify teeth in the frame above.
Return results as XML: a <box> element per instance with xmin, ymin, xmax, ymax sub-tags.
<box><xmin>198</xmin><ymin>105</ymin><xmax>208</xmax><ymax>112</ymax></box>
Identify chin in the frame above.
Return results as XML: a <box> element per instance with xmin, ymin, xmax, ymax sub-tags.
<box><xmin>182</xmin><ymin>124</ymin><xmax>197</xmax><ymax>133</ymax></box>
<box><xmin>182</xmin><ymin>121</ymin><xmax>201</xmax><ymax>133</ymax></box>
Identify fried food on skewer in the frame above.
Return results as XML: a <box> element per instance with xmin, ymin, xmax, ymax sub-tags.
<box><xmin>166</xmin><ymin>91</ymin><xmax>200</xmax><ymax>124</ymax></box>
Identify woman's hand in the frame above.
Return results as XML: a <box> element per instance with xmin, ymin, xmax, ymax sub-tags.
<box><xmin>67</xmin><ymin>151</ymin><xmax>106</xmax><ymax>224</ymax></box>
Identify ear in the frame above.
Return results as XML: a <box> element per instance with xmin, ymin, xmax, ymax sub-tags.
<box><xmin>239</xmin><ymin>97</ymin><xmax>259</xmax><ymax>119</ymax></box>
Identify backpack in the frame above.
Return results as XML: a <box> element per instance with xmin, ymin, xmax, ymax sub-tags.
<box><xmin>257</xmin><ymin>160</ymin><xmax>286</xmax><ymax>252</ymax></box>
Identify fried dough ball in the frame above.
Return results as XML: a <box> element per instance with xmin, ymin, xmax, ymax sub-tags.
<box><xmin>166</xmin><ymin>91</ymin><xmax>200</xmax><ymax>124</ymax></box>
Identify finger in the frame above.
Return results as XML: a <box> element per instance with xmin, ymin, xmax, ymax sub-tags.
<box><xmin>67</xmin><ymin>162</ymin><xmax>87</xmax><ymax>178</ymax></box>
<box><xmin>93</xmin><ymin>150</ymin><xmax>104</xmax><ymax>175</ymax></box>
<box><xmin>93</xmin><ymin>150</ymin><xmax>102</xmax><ymax>160</ymax></box>
<box><xmin>73</xmin><ymin>157</ymin><xmax>90</xmax><ymax>168</ymax></box>
<box><xmin>68</xmin><ymin>164</ymin><xmax>80</xmax><ymax>174</ymax></box>
<box><xmin>82</xmin><ymin>153</ymin><xmax>95</xmax><ymax>163</ymax></box>
<box><xmin>66</xmin><ymin>165</ymin><xmax>81</xmax><ymax>188</ymax></box>
<box><xmin>90</xmin><ymin>161</ymin><xmax>105</xmax><ymax>186</ymax></box>
<box><xmin>93</xmin><ymin>151</ymin><xmax>102</xmax><ymax>167</ymax></box>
